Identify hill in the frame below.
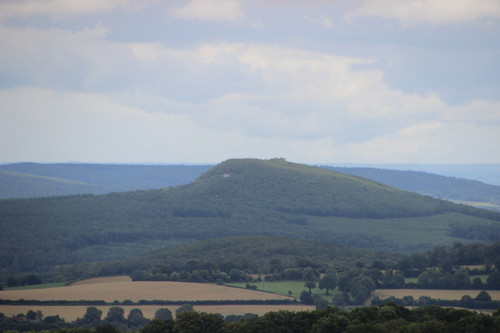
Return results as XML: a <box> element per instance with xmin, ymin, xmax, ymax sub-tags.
<box><xmin>0</xmin><ymin>163</ymin><xmax>212</xmax><ymax>198</ymax></box>
<box><xmin>1</xmin><ymin>158</ymin><xmax>500</xmax><ymax>273</ymax></box>
<box><xmin>1</xmin><ymin>163</ymin><xmax>499</xmax><ymax>213</ymax></box>
<box><xmin>321</xmin><ymin>167</ymin><xmax>500</xmax><ymax>212</ymax></box>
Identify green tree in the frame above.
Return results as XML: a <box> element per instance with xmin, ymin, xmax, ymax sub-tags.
<box><xmin>337</xmin><ymin>274</ymin><xmax>351</xmax><ymax>292</ymax></box>
<box><xmin>332</xmin><ymin>293</ymin><xmax>347</xmax><ymax>306</ymax></box>
<box><xmin>454</xmin><ymin>268</ymin><xmax>471</xmax><ymax>289</ymax></box>
<box><xmin>314</xmin><ymin>296</ymin><xmax>329</xmax><ymax>310</ymax></box>
<box><xmin>83</xmin><ymin>306</ymin><xmax>102</xmax><ymax>323</ymax></box>
<box><xmin>487</xmin><ymin>271</ymin><xmax>500</xmax><ymax>289</ymax></box>
<box><xmin>127</xmin><ymin>308</ymin><xmax>147</xmax><ymax>326</ymax></box>
<box><xmin>304</xmin><ymin>281</ymin><xmax>317</xmax><ymax>294</ymax></box>
<box><xmin>300</xmin><ymin>290</ymin><xmax>314</xmax><ymax>304</ymax></box>
<box><xmin>173</xmin><ymin>311</ymin><xmax>225</xmax><ymax>333</ymax></box>
<box><xmin>318</xmin><ymin>275</ymin><xmax>337</xmax><ymax>295</ymax></box>
<box><xmin>95</xmin><ymin>323</ymin><xmax>121</xmax><ymax>333</ymax></box>
<box><xmin>105</xmin><ymin>307</ymin><xmax>125</xmax><ymax>322</ymax></box>
<box><xmin>26</xmin><ymin>310</ymin><xmax>37</xmax><ymax>320</ymax></box>
<box><xmin>142</xmin><ymin>318</ymin><xmax>174</xmax><ymax>333</ymax></box>
<box><xmin>476</xmin><ymin>290</ymin><xmax>492</xmax><ymax>302</ymax></box>
<box><xmin>472</xmin><ymin>277</ymin><xmax>483</xmax><ymax>290</ymax></box>
<box><xmin>175</xmin><ymin>304</ymin><xmax>193</xmax><ymax>315</ymax></box>
<box><xmin>154</xmin><ymin>308</ymin><xmax>173</xmax><ymax>320</ymax></box>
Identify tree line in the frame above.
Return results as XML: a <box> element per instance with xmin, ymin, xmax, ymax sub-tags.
<box><xmin>3</xmin><ymin>303</ymin><xmax>500</xmax><ymax>333</ymax></box>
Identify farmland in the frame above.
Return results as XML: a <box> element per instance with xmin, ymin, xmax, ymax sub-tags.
<box><xmin>0</xmin><ymin>277</ymin><xmax>292</xmax><ymax>303</ymax></box>
<box><xmin>0</xmin><ymin>277</ymin><xmax>314</xmax><ymax>321</ymax></box>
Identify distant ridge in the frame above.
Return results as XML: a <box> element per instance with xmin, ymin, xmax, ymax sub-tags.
<box><xmin>321</xmin><ymin>166</ymin><xmax>500</xmax><ymax>212</ymax></box>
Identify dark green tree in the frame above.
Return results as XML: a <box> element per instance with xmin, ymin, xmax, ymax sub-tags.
<box><xmin>318</xmin><ymin>275</ymin><xmax>337</xmax><ymax>295</ymax></box>
<box><xmin>141</xmin><ymin>318</ymin><xmax>174</xmax><ymax>333</ymax></box>
<box><xmin>105</xmin><ymin>307</ymin><xmax>125</xmax><ymax>322</ymax></box>
<box><xmin>300</xmin><ymin>290</ymin><xmax>314</xmax><ymax>304</ymax></box>
<box><xmin>304</xmin><ymin>281</ymin><xmax>317</xmax><ymax>294</ymax></box>
<box><xmin>454</xmin><ymin>268</ymin><xmax>471</xmax><ymax>289</ymax></box>
<box><xmin>154</xmin><ymin>308</ymin><xmax>173</xmax><ymax>320</ymax></box>
<box><xmin>175</xmin><ymin>304</ymin><xmax>193</xmax><ymax>315</ymax></box>
<box><xmin>476</xmin><ymin>290</ymin><xmax>492</xmax><ymax>302</ymax></box>
<box><xmin>83</xmin><ymin>306</ymin><xmax>102</xmax><ymax>323</ymax></box>
<box><xmin>173</xmin><ymin>311</ymin><xmax>225</xmax><ymax>333</ymax></box>
<box><xmin>127</xmin><ymin>308</ymin><xmax>147</xmax><ymax>327</ymax></box>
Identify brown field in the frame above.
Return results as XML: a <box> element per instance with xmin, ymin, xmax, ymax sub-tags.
<box><xmin>0</xmin><ymin>278</ymin><xmax>302</xmax><ymax>321</ymax></box>
<box><xmin>0</xmin><ymin>304</ymin><xmax>314</xmax><ymax>322</ymax></box>
<box><xmin>371</xmin><ymin>289</ymin><xmax>500</xmax><ymax>301</ymax></box>
<box><xmin>1</xmin><ymin>279</ymin><xmax>292</xmax><ymax>303</ymax></box>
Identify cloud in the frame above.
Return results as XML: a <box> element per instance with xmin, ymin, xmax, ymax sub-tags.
<box><xmin>345</xmin><ymin>0</ymin><xmax>500</xmax><ymax>26</ymax></box>
<box><xmin>0</xmin><ymin>0</ymin><xmax>148</xmax><ymax>20</ymax></box>
<box><xmin>1</xmin><ymin>22</ymin><xmax>499</xmax><ymax>163</ymax></box>
<box><xmin>170</xmin><ymin>0</ymin><xmax>244</xmax><ymax>22</ymax></box>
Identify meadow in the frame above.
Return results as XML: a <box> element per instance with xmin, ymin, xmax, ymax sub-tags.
<box><xmin>226</xmin><ymin>281</ymin><xmax>339</xmax><ymax>303</ymax></box>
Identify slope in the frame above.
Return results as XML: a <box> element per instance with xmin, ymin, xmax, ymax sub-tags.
<box><xmin>1</xmin><ymin>158</ymin><xmax>500</xmax><ymax>273</ymax></box>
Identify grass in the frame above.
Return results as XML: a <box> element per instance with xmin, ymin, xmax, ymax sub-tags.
<box><xmin>3</xmin><ymin>282</ymin><xmax>66</xmax><ymax>290</ymax></box>
<box><xmin>226</xmin><ymin>281</ymin><xmax>340</xmax><ymax>303</ymax></box>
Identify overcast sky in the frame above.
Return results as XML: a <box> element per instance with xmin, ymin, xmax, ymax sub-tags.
<box><xmin>1</xmin><ymin>0</ymin><xmax>499</xmax><ymax>164</ymax></box>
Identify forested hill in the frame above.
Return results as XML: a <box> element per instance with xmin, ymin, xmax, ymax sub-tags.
<box><xmin>322</xmin><ymin>166</ymin><xmax>500</xmax><ymax>212</ymax></box>
<box><xmin>2</xmin><ymin>158</ymin><xmax>500</xmax><ymax>273</ymax></box>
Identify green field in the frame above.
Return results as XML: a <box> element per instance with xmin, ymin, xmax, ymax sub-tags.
<box><xmin>226</xmin><ymin>281</ymin><xmax>340</xmax><ymax>303</ymax></box>
<box><xmin>3</xmin><ymin>282</ymin><xmax>66</xmax><ymax>291</ymax></box>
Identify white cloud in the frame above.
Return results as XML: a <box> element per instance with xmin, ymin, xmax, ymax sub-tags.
<box><xmin>170</xmin><ymin>0</ymin><xmax>244</xmax><ymax>22</ymax></box>
<box><xmin>346</xmin><ymin>0</ymin><xmax>500</xmax><ymax>26</ymax></box>
<box><xmin>1</xmin><ymin>23</ymin><xmax>499</xmax><ymax>163</ymax></box>
<box><xmin>0</xmin><ymin>0</ymin><xmax>148</xmax><ymax>19</ymax></box>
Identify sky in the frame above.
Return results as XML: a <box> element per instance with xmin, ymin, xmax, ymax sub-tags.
<box><xmin>0</xmin><ymin>0</ymin><xmax>499</xmax><ymax>165</ymax></box>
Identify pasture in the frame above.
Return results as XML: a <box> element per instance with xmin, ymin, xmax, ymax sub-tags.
<box><xmin>227</xmin><ymin>281</ymin><xmax>339</xmax><ymax>303</ymax></box>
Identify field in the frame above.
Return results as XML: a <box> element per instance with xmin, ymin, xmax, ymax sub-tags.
<box><xmin>0</xmin><ymin>277</ymin><xmax>316</xmax><ymax>321</ymax></box>
<box><xmin>227</xmin><ymin>281</ymin><xmax>339</xmax><ymax>303</ymax></box>
<box><xmin>0</xmin><ymin>277</ymin><xmax>292</xmax><ymax>303</ymax></box>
